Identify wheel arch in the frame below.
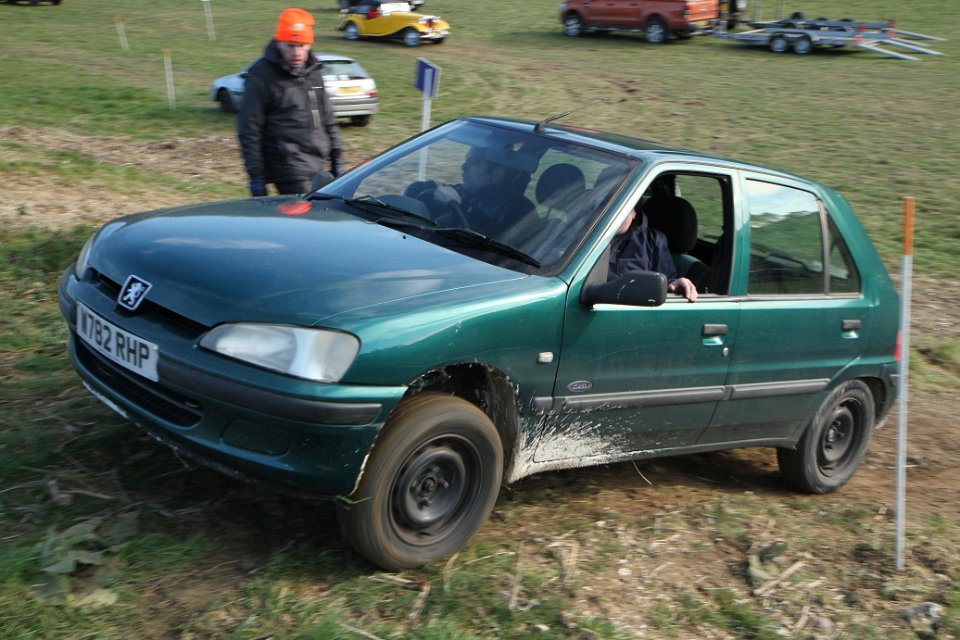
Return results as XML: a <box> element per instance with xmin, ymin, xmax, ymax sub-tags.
<box><xmin>404</xmin><ymin>363</ymin><xmax>519</xmax><ymax>470</ymax></box>
<box><xmin>860</xmin><ymin>375</ymin><xmax>892</xmax><ymax>424</ymax></box>
<box><xmin>644</xmin><ymin>12</ymin><xmax>666</xmax><ymax>28</ymax></box>
<box><xmin>351</xmin><ymin>363</ymin><xmax>519</xmax><ymax>493</ymax></box>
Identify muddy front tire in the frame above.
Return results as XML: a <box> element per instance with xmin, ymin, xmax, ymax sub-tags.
<box><xmin>336</xmin><ymin>393</ymin><xmax>503</xmax><ymax>570</ymax></box>
<box><xmin>777</xmin><ymin>380</ymin><xmax>875</xmax><ymax>494</ymax></box>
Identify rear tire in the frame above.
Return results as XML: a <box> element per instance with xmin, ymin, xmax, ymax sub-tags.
<box><xmin>350</xmin><ymin>114</ymin><xmax>371</xmax><ymax>127</ymax></box>
<box><xmin>777</xmin><ymin>380</ymin><xmax>875</xmax><ymax>494</ymax></box>
<box><xmin>645</xmin><ymin>16</ymin><xmax>668</xmax><ymax>44</ymax></box>
<box><xmin>336</xmin><ymin>393</ymin><xmax>503</xmax><ymax>570</ymax></box>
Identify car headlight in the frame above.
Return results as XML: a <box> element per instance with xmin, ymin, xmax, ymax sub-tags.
<box><xmin>200</xmin><ymin>324</ymin><xmax>359</xmax><ymax>383</ymax></box>
<box><xmin>74</xmin><ymin>234</ymin><xmax>95</xmax><ymax>279</ymax></box>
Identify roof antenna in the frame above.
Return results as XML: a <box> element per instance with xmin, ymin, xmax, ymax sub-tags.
<box><xmin>534</xmin><ymin>100</ymin><xmax>606</xmax><ymax>133</ymax></box>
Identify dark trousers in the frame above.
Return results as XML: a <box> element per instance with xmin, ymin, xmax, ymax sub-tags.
<box><xmin>273</xmin><ymin>179</ymin><xmax>312</xmax><ymax>195</ymax></box>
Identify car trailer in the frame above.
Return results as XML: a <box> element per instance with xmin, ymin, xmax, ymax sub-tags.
<box><xmin>715</xmin><ymin>15</ymin><xmax>945</xmax><ymax>60</ymax></box>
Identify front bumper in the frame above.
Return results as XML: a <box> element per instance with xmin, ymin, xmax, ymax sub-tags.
<box><xmin>678</xmin><ymin>19</ymin><xmax>717</xmax><ymax>36</ymax></box>
<box><xmin>418</xmin><ymin>29</ymin><xmax>449</xmax><ymax>41</ymax></box>
<box><xmin>58</xmin><ymin>268</ymin><xmax>407</xmax><ymax>497</ymax></box>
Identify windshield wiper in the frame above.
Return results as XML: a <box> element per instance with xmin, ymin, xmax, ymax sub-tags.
<box><xmin>433</xmin><ymin>227</ymin><xmax>541</xmax><ymax>268</ymax></box>
<box><xmin>346</xmin><ymin>195</ymin><xmax>438</xmax><ymax>228</ymax></box>
<box><xmin>309</xmin><ymin>193</ymin><xmax>438</xmax><ymax>228</ymax></box>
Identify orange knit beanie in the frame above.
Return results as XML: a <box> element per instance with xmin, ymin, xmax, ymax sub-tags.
<box><xmin>275</xmin><ymin>8</ymin><xmax>315</xmax><ymax>44</ymax></box>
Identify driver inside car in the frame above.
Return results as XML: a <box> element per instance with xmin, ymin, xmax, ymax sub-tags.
<box><xmin>406</xmin><ymin>144</ymin><xmax>536</xmax><ymax>237</ymax></box>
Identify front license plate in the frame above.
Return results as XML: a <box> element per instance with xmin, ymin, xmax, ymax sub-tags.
<box><xmin>76</xmin><ymin>302</ymin><xmax>159</xmax><ymax>382</ymax></box>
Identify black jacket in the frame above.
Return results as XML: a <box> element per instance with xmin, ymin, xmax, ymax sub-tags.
<box><xmin>608</xmin><ymin>213</ymin><xmax>677</xmax><ymax>281</ymax></box>
<box><xmin>237</xmin><ymin>41</ymin><xmax>342</xmax><ymax>184</ymax></box>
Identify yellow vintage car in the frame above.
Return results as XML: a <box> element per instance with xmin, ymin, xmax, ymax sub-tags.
<box><xmin>339</xmin><ymin>1</ymin><xmax>450</xmax><ymax>47</ymax></box>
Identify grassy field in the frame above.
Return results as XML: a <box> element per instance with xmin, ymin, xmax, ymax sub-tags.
<box><xmin>1</xmin><ymin>0</ymin><xmax>959</xmax><ymax>638</ymax></box>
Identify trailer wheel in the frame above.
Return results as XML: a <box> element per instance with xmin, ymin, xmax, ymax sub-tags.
<box><xmin>792</xmin><ymin>35</ymin><xmax>813</xmax><ymax>54</ymax></box>
<box><xmin>769</xmin><ymin>34</ymin><xmax>789</xmax><ymax>53</ymax></box>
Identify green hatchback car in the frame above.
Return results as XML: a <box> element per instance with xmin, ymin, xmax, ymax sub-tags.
<box><xmin>58</xmin><ymin>116</ymin><xmax>899</xmax><ymax>570</ymax></box>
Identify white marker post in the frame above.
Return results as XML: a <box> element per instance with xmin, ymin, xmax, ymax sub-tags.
<box><xmin>201</xmin><ymin>0</ymin><xmax>216</xmax><ymax>42</ymax></box>
<box><xmin>114</xmin><ymin>16</ymin><xmax>129</xmax><ymax>52</ymax></box>
<box><xmin>895</xmin><ymin>196</ymin><xmax>915</xmax><ymax>571</ymax></box>
<box><xmin>414</xmin><ymin>58</ymin><xmax>441</xmax><ymax>180</ymax></box>
<box><xmin>163</xmin><ymin>49</ymin><xmax>176</xmax><ymax>111</ymax></box>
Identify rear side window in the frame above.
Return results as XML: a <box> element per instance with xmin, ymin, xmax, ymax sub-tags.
<box><xmin>745</xmin><ymin>180</ymin><xmax>861</xmax><ymax>296</ymax></box>
<box><xmin>746</xmin><ymin>180</ymin><xmax>824</xmax><ymax>295</ymax></box>
<box><xmin>826</xmin><ymin>215</ymin><xmax>861</xmax><ymax>294</ymax></box>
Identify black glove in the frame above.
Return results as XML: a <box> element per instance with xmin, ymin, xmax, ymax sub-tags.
<box><xmin>249</xmin><ymin>177</ymin><xmax>267</xmax><ymax>197</ymax></box>
<box><xmin>330</xmin><ymin>156</ymin><xmax>343</xmax><ymax>178</ymax></box>
<box><xmin>404</xmin><ymin>180</ymin><xmax>438</xmax><ymax>200</ymax></box>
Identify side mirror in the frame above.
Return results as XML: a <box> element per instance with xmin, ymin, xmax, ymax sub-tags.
<box><xmin>580</xmin><ymin>270</ymin><xmax>667</xmax><ymax>307</ymax></box>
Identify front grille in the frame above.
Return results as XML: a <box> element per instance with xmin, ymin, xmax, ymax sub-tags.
<box><xmin>93</xmin><ymin>271</ymin><xmax>207</xmax><ymax>337</ymax></box>
<box><xmin>75</xmin><ymin>336</ymin><xmax>202</xmax><ymax>427</ymax></box>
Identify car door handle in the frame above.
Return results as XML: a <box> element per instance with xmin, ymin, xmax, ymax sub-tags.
<box><xmin>842</xmin><ymin>319</ymin><xmax>862</xmax><ymax>331</ymax></box>
<box><xmin>702</xmin><ymin>323</ymin><xmax>728</xmax><ymax>337</ymax></box>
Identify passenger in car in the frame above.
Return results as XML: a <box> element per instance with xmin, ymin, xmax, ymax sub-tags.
<box><xmin>608</xmin><ymin>206</ymin><xmax>699</xmax><ymax>302</ymax></box>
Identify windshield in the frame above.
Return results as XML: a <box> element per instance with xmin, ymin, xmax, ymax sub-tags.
<box><xmin>321</xmin><ymin>120</ymin><xmax>637</xmax><ymax>273</ymax></box>
<box><xmin>321</xmin><ymin>61</ymin><xmax>369</xmax><ymax>80</ymax></box>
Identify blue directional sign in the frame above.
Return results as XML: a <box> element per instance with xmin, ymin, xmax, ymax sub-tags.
<box><xmin>414</xmin><ymin>58</ymin><xmax>441</xmax><ymax>98</ymax></box>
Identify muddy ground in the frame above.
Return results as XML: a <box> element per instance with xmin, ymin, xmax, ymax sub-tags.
<box><xmin>4</xmin><ymin>126</ymin><xmax>958</xmax><ymax>638</ymax></box>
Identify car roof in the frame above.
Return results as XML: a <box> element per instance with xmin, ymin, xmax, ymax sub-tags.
<box><xmin>464</xmin><ymin>116</ymin><xmax>810</xmax><ymax>184</ymax></box>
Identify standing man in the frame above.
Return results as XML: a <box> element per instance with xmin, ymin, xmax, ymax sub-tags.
<box><xmin>238</xmin><ymin>8</ymin><xmax>343</xmax><ymax>196</ymax></box>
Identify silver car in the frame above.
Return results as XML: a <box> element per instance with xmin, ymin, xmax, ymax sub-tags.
<box><xmin>211</xmin><ymin>53</ymin><xmax>379</xmax><ymax>127</ymax></box>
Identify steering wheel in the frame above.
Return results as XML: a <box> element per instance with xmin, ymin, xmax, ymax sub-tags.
<box><xmin>433</xmin><ymin>199</ymin><xmax>470</xmax><ymax>229</ymax></box>
<box><xmin>406</xmin><ymin>181</ymin><xmax>471</xmax><ymax>229</ymax></box>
